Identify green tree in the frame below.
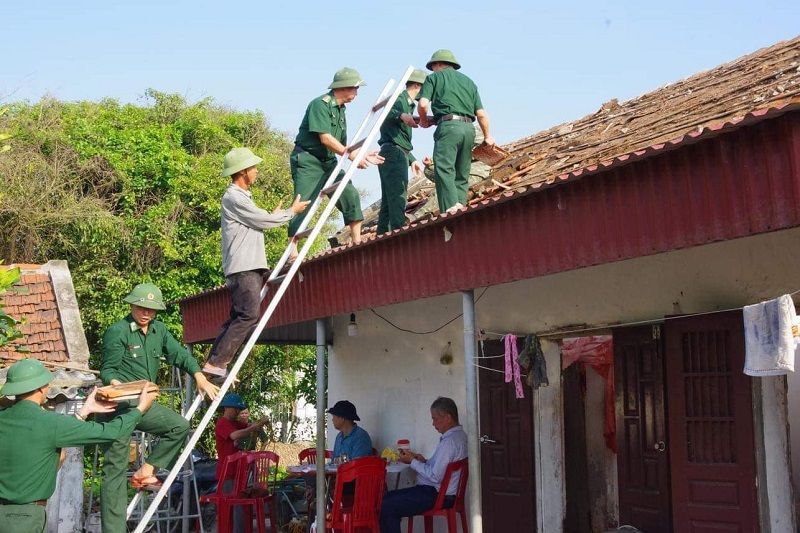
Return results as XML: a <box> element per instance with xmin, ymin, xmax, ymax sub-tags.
<box><xmin>0</xmin><ymin>92</ymin><xmax>334</xmax><ymax>449</ymax></box>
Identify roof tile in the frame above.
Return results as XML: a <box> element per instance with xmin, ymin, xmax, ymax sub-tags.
<box><xmin>1</xmin><ymin>266</ymin><xmax>71</xmax><ymax>365</ymax></box>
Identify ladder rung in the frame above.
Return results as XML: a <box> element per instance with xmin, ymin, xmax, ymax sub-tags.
<box><xmin>348</xmin><ymin>138</ymin><xmax>366</xmax><ymax>152</ymax></box>
<box><xmin>269</xmin><ymin>273</ymin><xmax>286</xmax><ymax>285</ymax></box>
<box><xmin>295</xmin><ymin>228</ymin><xmax>313</xmax><ymax>240</ymax></box>
<box><xmin>321</xmin><ymin>182</ymin><xmax>339</xmax><ymax>196</ymax></box>
<box><xmin>372</xmin><ymin>97</ymin><xmax>391</xmax><ymax>112</ymax></box>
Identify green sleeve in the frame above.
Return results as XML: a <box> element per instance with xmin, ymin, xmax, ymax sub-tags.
<box><xmin>307</xmin><ymin>99</ymin><xmax>332</xmax><ymax>135</ymax></box>
<box><xmin>100</xmin><ymin>325</ymin><xmax>124</xmax><ymax>385</ymax></box>
<box><xmin>387</xmin><ymin>98</ymin><xmax>404</xmax><ymax>121</ymax></box>
<box><xmin>408</xmin><ymin>152</ymin><xmax>416</xmax><ymax>165</ymax></box>
<box><xmin>419</xmin><ymin>76</ymin><xmax>434</xmax><ymax>102</ymax></box>
<box><xmin>473</xmin><ymin>86</ymin><xmax>484</xmax><ymax>113</ymax></box>
<box><xmin>52</xmin><ymin>409</ymin><xmax>142</xmax><ymax>447</ymax></box>
<box><xmin>162</xmin><ymin>327</ymin><xmax>202</xmax><ymax>375</ymax></box>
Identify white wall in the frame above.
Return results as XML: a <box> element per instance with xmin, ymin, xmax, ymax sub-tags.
<box><xmin>327</xmin><ymin>292</ymin><xmax>467</xmax><ymax>461</ymax></box>
<box><xmin>326</xmin><ymin>226</ymin><xmax>800</xmax><ymax>532</ymax></box>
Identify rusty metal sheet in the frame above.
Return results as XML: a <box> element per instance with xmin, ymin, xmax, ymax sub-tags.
<box><xmin>180</xmin><ymin>110</ymin><xmax>800</xmax><ymax>344</ymax></box>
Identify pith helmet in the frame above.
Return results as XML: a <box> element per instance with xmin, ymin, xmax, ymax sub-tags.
<box><xmin>329</xmin><ymin>67</ymin><xmax>367</xmax><ymax>90</ymax></box>
<box><xmin>221</xmin><ymin>147</ymin><xmax>263</xmax><ymax>178</ymax></box>
<box><xmin>1</xmin><ymin>359</ymin><xmax>53</xmax><ymax>396</ymax></box>
<box><xmin>408</xmin><ymin>69</ymin><xmax>428</xmax><ymax>85</ymax></box>
<box><xmin>426</xmin><ymin>49</ymin><xmax>461</xmax><ymax>70</ymax></box>
<box><xmin>123</xmin><ymin>283</ymin><xmax>166</xmax><ymax>311</ymax></box>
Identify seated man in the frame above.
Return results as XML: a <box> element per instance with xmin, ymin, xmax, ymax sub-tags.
<box><xmin>328</xmin><ymin>400</ymin><xmax>372</xmax><ymax>460</ymax></box>
<box><xmin>379</xmin><ymin>397</ymin><xmax>467</xmax><ymax>533</ymax></box>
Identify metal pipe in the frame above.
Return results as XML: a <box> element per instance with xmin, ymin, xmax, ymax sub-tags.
<box><xmin>462</xmin><ymin>290</ymin><xmax>483</xmax><ymax>533</ymax></box>
<box><xmin>182</xmin><ymin>362</ymin><xmax>194</xmax><ymax>533</ymax></box>
<box><xmin>315</xmin><ymin>319</ymin><xmax>327</xmax><ymax>533</ymax></box>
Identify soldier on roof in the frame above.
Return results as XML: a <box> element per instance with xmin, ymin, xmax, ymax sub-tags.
<box><xmin>417</xmin><ymin>49</ymin><xmax>495</xmax><ymax>213</ymax></box>
<box><xmin>376</xmin><ymin>69</ymin><xmax>427</xmax><ymax>234</ymax></box>
<box><xmin>98</xmin><ymin>283</ymin><xmax>220</xmax><ymax>533</ymax></box>
<box><xmin>288</xmin><ymin>67</ymin><xmax>384</xmax><ymax>258</ymax></box>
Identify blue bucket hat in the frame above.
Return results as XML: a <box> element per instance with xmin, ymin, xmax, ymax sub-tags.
<box><xmin>219</xmin><ymin>393</ymin><xmax>247</xmax><ymax>410</ymax></box>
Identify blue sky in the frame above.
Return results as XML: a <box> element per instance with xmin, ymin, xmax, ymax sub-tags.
<box><xmin>4</xmin><ymin>0</ymin><xmax>798</xmax><ymax>204</ymax></box>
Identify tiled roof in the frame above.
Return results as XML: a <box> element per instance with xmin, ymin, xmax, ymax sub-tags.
<box><xmin>1</xmin><ymin>268</ymin><xmax>68</xmax><ymax>362</ymax></box>
<box><xmin>336</xmin><ymin>35</ymin><xmax>800</xmax><ymax>244</ymax></box>
<box><xmin>488</xmin><ymin>35</ymin><xmax>800</xmax><ymax>194</ymax></box>
<box><xmin>0</xmin><ymin>261</ymin><xmax>90</xmax><ymax>370</ymax></box>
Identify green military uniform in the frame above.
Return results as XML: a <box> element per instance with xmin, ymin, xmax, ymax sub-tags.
<box><xmin>415</xmin><ymin>123</ymin><xmax>490</xmax><ymax>220</ymax></box>
<box><xmin>290</xmin><ymin>85</ymin><xmax>363</xmax><ymax>237</ymax></box>
<box><xmin>377</xmin><ymin>90</ymin><xmax>418</xmax><ymax>233</ymax></box>
<box><xmin>0</xmin><ymin>359</ymin><xmax>142</xmax><ymax>533</ymax></box>
<box><xmin>419</xmin><ymin>50</ymin><xmax>484</xmax><ymax>212</ymax></box>
<box><xmin>99</xmin><ymin>314</ymin><xmax>201</xmax><ymax>533</ymax></box>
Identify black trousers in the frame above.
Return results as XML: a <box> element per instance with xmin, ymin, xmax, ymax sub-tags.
<box><xmin>207</xmin><ymin>270</ymin><xmax>265</xmax><ymax>367</ymax></box>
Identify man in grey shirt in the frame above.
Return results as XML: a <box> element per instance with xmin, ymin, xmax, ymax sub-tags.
<box><xmin>203</xmin><ymin>148</ymin><xmax>309</xmax><ymax>378</ymax></box>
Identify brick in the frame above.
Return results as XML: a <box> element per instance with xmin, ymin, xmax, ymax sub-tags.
<box><xmin>53</xmin><ymin>341</ymin><xmax>66</xmax><ymax>352</ymax></box>
<box><xmin>39</xmin><ymin>310</ymin><xmax>58</xmax><ymax>321</ymax></box>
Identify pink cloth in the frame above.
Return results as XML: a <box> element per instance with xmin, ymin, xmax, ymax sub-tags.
<box><xmin>562</xmin><ymin>336</ymin><xmax>615</xmax><ymax>452</ymax></box>
<box><xmin>504</xmin><ymin>334</ymin><xmax>525</xmax><ymax>399</ymax></box>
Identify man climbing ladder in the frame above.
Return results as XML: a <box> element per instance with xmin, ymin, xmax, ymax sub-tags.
<box><xmin>132</xmin><ymin>67</ymin><xmax>415</xmax><ymax>533</ymax></box>
<box><xmin>202</xmin><ymin>148</ymin><xmax>310</xmax><ymax>379</ymax></box>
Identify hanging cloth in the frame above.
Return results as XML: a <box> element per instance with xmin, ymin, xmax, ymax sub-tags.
<box><xmin>518</xmin><ymin>335</ymin><xmax>549</xmax><ymax>389</ymax></box>
<box><xmin>503</xmin><ymin>334</ymin><xmax>525</xmax><ymax>399</ymax></box>
<box><xmin>743</xmin><ymin>294</ymin><xmax>797</xmax><ymax>376</ymax></box>
<box><xmin>562</xmin><ymin>335</ymin><xmax>616</xmax><ymax>453</ymax></box>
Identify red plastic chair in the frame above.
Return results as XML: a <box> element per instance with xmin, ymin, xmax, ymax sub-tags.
<box><xmin>298</xmin><ymin>447</ymin><xmax>332</xmax><ymax>464</ymax></box>
<box><xmin>198</xmin><ymin>451</ymin><xmax>246</xmax><ymax>533</ymax></box>
<box><xmin>228</xmin><ymin>451</ymin><xmax>280</xmax><ymax>533</ymax></box>
<box><xmin>407</xmin><ymin>459</ymin><xmax>469</xmax><ymax>533</ymax></box>
<box><xmin>326</xmin><ymin>456</ymin><xmax>386</xmax><ymax>533</ymax></box>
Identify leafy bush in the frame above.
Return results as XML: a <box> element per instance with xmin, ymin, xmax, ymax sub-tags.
<box><xmin>0</xmin><ymin>92</ymin><xmax>331</xmax><ymax>450</ymax></box>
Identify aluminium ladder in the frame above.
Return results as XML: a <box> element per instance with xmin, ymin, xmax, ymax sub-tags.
<box><xmin>131</xmin><ymin>66</ymin><xmax>416</xmax><ymax>533</ymax></box>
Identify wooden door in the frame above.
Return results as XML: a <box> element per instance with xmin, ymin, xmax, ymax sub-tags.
<box><xmin>615</xmin><ymin>325</ymin><xmax>672</xmax><ymax>532</ymax></box>
<box><xmin>478</xmin><ymin>339</ymin><xmax>536</xmax><ymax>532</ymax></box>
<box><xmin>665</xmin><ymin>311</ymin><xmax>759</xmax><ymax>532</ymax></box>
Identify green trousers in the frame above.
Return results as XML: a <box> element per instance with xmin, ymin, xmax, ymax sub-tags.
<box><xmin>100</xmin><ymin>402</ymin><xmax>190</xmax><ymax>533</ymax></box>
<box><xmin>289</xmin><ymin>150</ymin><xmax>363</xmax><ymax>236</ymax></box>
<box><xmin>377</xmin><ymin>144</ymin><xmax>410</xmax><ymax>234</ymax></box>
<box><xmin>0</xmin><ymin>504</ymin><xmax>46</xmax><ymax>533</ymax></box>
<box><xmin>433</xmin><ymin>120</ymin><xmax>476</xmax><ymax>212</ymax></box>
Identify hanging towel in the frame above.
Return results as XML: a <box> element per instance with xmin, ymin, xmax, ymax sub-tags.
<box><xmin>518</xmin><ymin>335</ymin><xmax>549</xmax><ymax>389</ymax></box>
<box><xmin>743</xmin><ymin>294</ymin><xmax>796</xmax><ymax>376</ymax></box>
<box><xmin>503</xmin><ymin>334</ymin><xmax>525</xmax><ymax>399</ymax></box>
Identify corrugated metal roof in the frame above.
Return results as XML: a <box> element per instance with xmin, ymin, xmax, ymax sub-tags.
<box><xmin>180</xmin><ymin>109</ymin><xmax>800</xmax><ymax>341</ymax></box>
<box><xmin>0</xmin><ymin>368</ymin><xmax>97</xmax><ymax>403</ymax></box>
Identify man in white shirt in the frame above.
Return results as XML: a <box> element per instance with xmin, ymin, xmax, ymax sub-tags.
<box><xmin>380</xmin><ymin>397</ymin><xmax>467</xmax><ymax>533</ymax></box>
<box><xmin>203</xmin><ymin>147</ymin><xmax>309</xmax><ymax>379</ymax></box>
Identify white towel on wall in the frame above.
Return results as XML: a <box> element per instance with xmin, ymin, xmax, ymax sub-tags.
<box><xmin>743</xmin><ymin>294</ymin><xmax>797</xmax><ymax>376</ymax></box>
